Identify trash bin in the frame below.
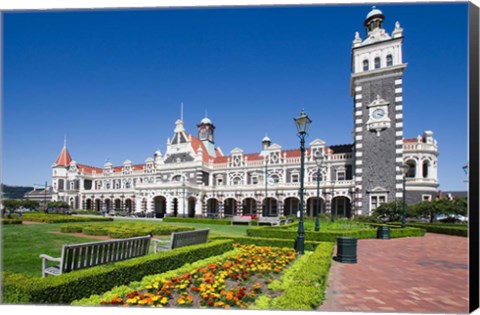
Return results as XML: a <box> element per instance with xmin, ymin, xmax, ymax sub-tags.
<box><xmin>334</xmin><ymin>237</ymin><xmax>357</xmax><ymax>264</ymax></box>
<box><xmin>377</xmin><ymin>226</ymin><xmax>391</xmax><ymax>239</ymax></box>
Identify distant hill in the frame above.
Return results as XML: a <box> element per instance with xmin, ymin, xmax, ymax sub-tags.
<box><xmin>1</xmin><ymin>184</ymin><xmax>34</xmax><ymax>199</ymax></box>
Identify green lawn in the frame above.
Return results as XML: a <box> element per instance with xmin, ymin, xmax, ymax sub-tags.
<box><xmin>1</xmin><ymin>218</ymin><xmax>250</xmax><ymax>277</ymax></box>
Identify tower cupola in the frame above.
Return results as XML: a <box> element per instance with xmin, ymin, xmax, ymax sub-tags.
<box><xmin>197</xmin><ymin>116</ymin><xmax>215</xmax><ymax>143</ymax></box>
<box><xmin>364</xmin><ymin>6</ymin><xmax>385</xmax><ymax>34</ymax></box>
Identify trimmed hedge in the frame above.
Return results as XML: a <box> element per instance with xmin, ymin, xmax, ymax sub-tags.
<box><xmin>366</xmin><ymin>223</ymin><xmax>426</xmax><ymax>238</ymax></box>
<box><xmin>21</xmin><ymin>213</ymin><xmax>113</xmax><ymax>223</ymax></box>
<box><xmin>210</xmin><ymin>235</ymin><xmax>323</xmax><ymax>251</ymax></box>
<box><xmin>1</xmin><ymin>219</ymin><xmax>23</xmax><ymax>225</ymax></box>
<box><xmin>251</xmin><ymin>241</ymin><xmax>335</xmax><ymax>310</ymax></box>
<box><xmin>387</xmin><ymin>222</ymin><xmax>467</xmax><ymax>237</ymax></box>
<box><xmin>247</xmin><ymin>226</ymin><xmax>378</xmax><ymax>242</ymax></box>
<box><xmin>60</xmin><ymin>222</ymin><xmax>195</xmax><ymax>238</ymax></box>
<box><xmin>1</xmin><ymin>239</ymin><xmax>233</xmax><ymax>305</ymax></box>
<box><xmin>162</xmin><ymin>217</ymin><xmax>232</xmax><ymax>225</ymax></box>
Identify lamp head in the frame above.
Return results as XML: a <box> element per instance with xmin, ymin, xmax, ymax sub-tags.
<box><xmin>294</xmin><ymin>109</ymin><xmax>312</xmax><ymax>135</ymax></box>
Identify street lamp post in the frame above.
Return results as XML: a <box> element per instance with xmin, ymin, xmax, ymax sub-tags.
<box><xmin>400</xmin><ymin>164</ymin><xmax>409</xmax><ymax>228</ymax></box>
<box><xmin>314</xmin><ymin>154</ymin><xmax>324</xmax><ymax>232</ymax></box>
<box><xmin>463</xmin><ymin>163</ymin><xmax>468</xmax><ymax>182</ymax></box>
<box><xmin>294</xmin><ymin>109</ymin><xmax>312</xmax><ymax>255</ymax></box>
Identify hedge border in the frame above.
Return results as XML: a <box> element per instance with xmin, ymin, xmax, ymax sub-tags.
<box><xmin>21</xmin><ymin>213</ymin><xmax>113</xmax><ymax>224</ymax></box>
<box><xmin>386</xmin><ymin>222</ymin><xmax>467</xmax><ymax>237</ymax></box>
<box><xmin>251</xmin><ymin>241</ymin><xmax>335</xmax><ymax>310</ymax></box>
<box><xmin>210</xmin><ymin>235</ymin><xmax>323</xmax><ymax>251</ymax></box>
<box><xmin>247</xmin><ymin>226</ymin><xmax>378</xmax><ymax>242</ymax></box>
<box><xmin>162</xmin><ymin>217</ymin><xmax>232</xmax><ymax>225</ymax></box>
<box><xmin>1</xmin><ymin>239</ymin><xmax>233</xmax><ymax>305</ymax></box>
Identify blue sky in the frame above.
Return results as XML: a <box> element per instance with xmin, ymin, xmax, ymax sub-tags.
<box><xmin>2</xmin><ymin>2</ymin><xmax>469</xmax><ymax>191</ymax></box>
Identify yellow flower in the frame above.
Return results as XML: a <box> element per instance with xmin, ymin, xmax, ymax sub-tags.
<box><xmin>161</xmin><ymin>297</ymin><xmax>169</xmax><ymax>305</ymax></box>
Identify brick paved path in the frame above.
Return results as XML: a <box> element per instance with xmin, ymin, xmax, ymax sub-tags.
<box><xmin>319</xmin><ymin>233</ymin><xmax>469</xmax><ymax>313</ymax></box>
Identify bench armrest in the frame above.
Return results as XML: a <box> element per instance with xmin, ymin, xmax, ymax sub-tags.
<box><xmin>40</xmin><ymin>254</ymin><xmax>62</xmax><ymax>262</ymax></box>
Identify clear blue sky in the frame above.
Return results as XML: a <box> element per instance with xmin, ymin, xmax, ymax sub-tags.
<box><xmin>2</xmin><ymin>2</ymin><xmax>468</xmax><ymax>191</ymax></box>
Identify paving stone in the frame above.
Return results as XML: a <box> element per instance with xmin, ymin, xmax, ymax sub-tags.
<box><xmin>318</xmin><ymin>233</ymin><xmax>469</xmax><ymax>313</ymax></box>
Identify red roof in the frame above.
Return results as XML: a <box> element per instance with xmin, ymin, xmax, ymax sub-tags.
<box><xmin>403</xmin><ymin>138</ymin><xmax>418</xmax><ymax>143</ymax></box>
<box><xmin>55</xmin><ymin>146</ymin><xmax>72</xmax><ymax>167</ymax></box>
<box><xmin>187</xmin><ymin>132</ymin><xmax>222</xmax><ymax>163</ymax></box>
<box><xmin>77</xmin><ymin>163</ymin><xmax>103</xmax><ymax>174</ymax></box>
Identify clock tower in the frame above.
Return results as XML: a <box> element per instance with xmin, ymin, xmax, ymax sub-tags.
<box><xmin>350</xmin><ymin>7</ymin><xmax>407</xmax><ymax>215</ymax></box>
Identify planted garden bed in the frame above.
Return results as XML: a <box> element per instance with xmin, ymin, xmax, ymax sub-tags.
<box><xmin>73</xmin><ymin>243</ymin><xmax>334</xmax><ymax>310</ymax></box>
<box><xmin>60</xmin><ymin>222</ymin><xmax>195</xmax><ymax>238</ymax></box>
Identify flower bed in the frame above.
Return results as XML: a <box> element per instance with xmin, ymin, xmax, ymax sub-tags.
<box><xmin>77</xmin><ymin>244</ymin><xmax>298</xmax><ymax>309</ymax></box>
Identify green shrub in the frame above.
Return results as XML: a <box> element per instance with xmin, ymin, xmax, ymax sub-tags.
<box><xmin>59</xmin><ymin>224</ymin><xmax>84</xmax><ymax>233</ymax></box>
<box><xmin>72</xmin><ymin>210</ymin><xmax>101</xmax><ymax>216</ymax></box>
<box><xmin>268</xmin><ymin>242</ymin><xmax>334</xmax><ymax>310</ymax></box>
<box><xmin>247</xmin><ymin>226</ymin><xmax>377</xmax><ymax>242</ymax></box>
<box><xmin>21</xmin><ymin>213</ymin><xmax>112</xmax><ymax>223</ymax></box>
<box><xmin>1</xmin><ymin>239</ymin><xmax>233</xmax><ymax>305</ymax></box>
<box><xmin>162</xmin><ymin>217</ymin><xmax>231</xmax><ymax>225</ymax></box>
<box><xmin>366</xmin><ymin>223</ymin><xmax>426</xmax><ymax>238</ymax></box>
<box><xmin>387</xmin><ymin>222</ymin><xmax>467</xmax><ymax>237</ymax></box>
<box><xmin>210</xmin><ymin>235</ymin><xmax>323</xmax><ymax>251</ymax></box>
<box><xmin>59</xmin><ymin>222</ymin><xmax>195</xmax><ymax>239</ymax></box>
<box><xmin>1</xmin><ymin>219</ymin><xmax>23</xmax><ymax>225</ymax></box>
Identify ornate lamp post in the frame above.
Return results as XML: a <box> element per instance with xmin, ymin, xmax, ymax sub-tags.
<box><xmin>314</xmin><ymin>154</ymin><xmax>324</xmax><ymax>232</ymax></box>
<box><xmin>400</xmin><ymin>163</ymin><xmax>409</xmax><ymax>228</ymax></box>
<box><xmin>463</xmin><ymin>163</ymin><xmax>468</xmax><ymax>182</ymax></box>
<box><xmin>294</xmin><ymin>109</ymin><xmax>312</xmax><ymax>255</ymax></box>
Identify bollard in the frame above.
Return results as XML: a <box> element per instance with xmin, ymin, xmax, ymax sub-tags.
<box><xmin>334</xmin><ymin>237</ymin><xmax>357</xmax><ymax>263</ymax></box>
<box><xmin>377</xmin><ymin>226</ymin><xmax>391</xmax><ymax>239</ymax></box>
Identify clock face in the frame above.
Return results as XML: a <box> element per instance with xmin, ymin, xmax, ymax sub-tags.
<box><xmin>372</xmin><ymin>108</ymin><xmax>385</xmax><ymax>119</ymax></box>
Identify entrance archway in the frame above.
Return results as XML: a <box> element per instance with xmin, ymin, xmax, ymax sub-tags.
<box><xmin>224</xmin><ymin>198</ymin><xmax>237</xmax><ymax>217</ymax></box>
<box><xmin>307</xmin><ymin>197</ymin><xmax>325</xmax><ymax>218</ymax></box>
<box><xmin>283</xmin><ymin>197</ymin><xmax>299</xmax><ymax>217</ymax></box>
<box><xmin>95</xmin><ymin>199</ymin><xmax>101</xmax><ymax>211</ymax></box>
<box><xmin>188</xmin><ymin>197</ymin><xmax>196</xmax><ymax>218</ymax></box>
<box><xmin>85</xmin><ymin>199</ymin><xmax>92</xmax><ymax>210</ymax></box>
<box><xmin>263</xmin><ymin>198</ymin><xmax>278</xmax><ymax>217</ymax></box>
<box><xmin>154</xmin><ymin>196</ymin><xmax>166</xmax><ymax>218</ymax></box>
<box><xmin>114</xmin><ymin>199</ymin><xmax>121</xmax><ymax>210</ymax></box>
<box><xmin>207</xmin><ymin>198</ymin><xmax>219</xmax><ymax>218</ymax></box>
<box><xmin>332</xmin><ymin>196</ymin><xmax>351</xmax><ymax>218</ymax></box>
<box><xmin>172</xmin><ymin>198</ymin><xmax>178</xmax><ymax>217</ymax></box>
<box><xmin>125</xmin><ymin>199</ymin><xmax>133</xmax><ymax>212</ymax></box>
<box><xmin>242</xmin><ymin>198</ymin><xmax>256</xmax><ymax>215</ymax></box>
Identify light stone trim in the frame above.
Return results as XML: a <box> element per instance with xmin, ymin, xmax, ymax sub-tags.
<box><xmin>395</xmin><ymin>79</ymin><xmax>403</xmax><ymax>85</ymax></box>
<box><xmin>395</xmin><ymin>87</ymin><xmax>403</xmax><ymax>94</ymax></box>
<box><xmin>395</xmin><ymin>96</ymin><xmax>403</xmax><ymax>102</ymax></box>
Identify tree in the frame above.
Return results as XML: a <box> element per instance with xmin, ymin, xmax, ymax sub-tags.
<box><xmin>47</xmin><ymin>200</ymin><xmax>70</xmax><ymax>209</ymax></box>
<box><xmin>410</xmin><ymin>198</ymin><xmax>458</xmax><ymax>223</ymax></box>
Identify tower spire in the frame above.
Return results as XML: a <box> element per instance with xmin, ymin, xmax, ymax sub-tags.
<box><xmin>181</xmin><ymin>102</ymin><xmax>184</xmax><ymax>122</ymax></box>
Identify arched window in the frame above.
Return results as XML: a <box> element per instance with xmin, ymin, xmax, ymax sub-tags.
<box><xmin>232</xmin><ymin>177</ymin><xmax>242</xmax><ymax>185</ymax></box>
<box><xmin>386</xmin><ymin>54</ymin><xmax>393</xmax><ymax>66</ymax></box>
<box><xmin>406</xmin><ymin>160</ymin><xmax>416</xmax><ymax>178</ymax></box>
<box><xmin>363</xmin><ymin>59</ymin><xmax>369</xmax><ymax>71</ymax></box>
<box><xmin>374</xmin><ymin>57</ymin><xmax>381</xmax><ymax>69</ymax></box>
<box><xmin>422</xmin><ymin>161</ymin><xmax>430</xmax><ymax>178</ymax></box>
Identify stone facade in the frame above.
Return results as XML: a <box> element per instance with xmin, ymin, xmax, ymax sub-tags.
<box><xmin>50</xmin><ymin>7</ymin><xmax>439</xmax><ymax>218</ymax></box>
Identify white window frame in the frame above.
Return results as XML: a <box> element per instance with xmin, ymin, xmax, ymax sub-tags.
<box><xmin>422</xmin><ymin>194</ymin><xmax>432</xmax><ymax>202</ymax></box>
<box><xmin>370</xmin><ymin>193</ymin><xmax>388</xmax><ymax>211</ymax></box>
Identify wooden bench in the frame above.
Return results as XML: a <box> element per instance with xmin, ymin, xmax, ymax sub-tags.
<box><xmin>231</xmin><ymin>215</ymin><xmax>252</xmax><ymax>225</ymax></box>
<box><xmin>258</xmin><ymin>216</ymin><xmax>284</xmax><ymax>226</ymax></box>
<box><xmin>153</xmin><ymin>229</ymin><xmax>209</xmax><ymax>253</ymax></box>
<box><xmin>286</xmin><ymin>218</ymin><xmax>294</xmax><ymax>224</ymax></box>
<box><xmin>40</xmin><ymin>235</ymin><xmax>151</xmax><ymax>277</ymax></box>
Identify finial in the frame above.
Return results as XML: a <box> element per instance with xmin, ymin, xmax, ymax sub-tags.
<box><xmin>372</xmin><ymin>5</ymin><xmax>376</xmax><ymax>9</ymax></box>
<box><xmin>355</xmin><ymin>32</ymin><xmax>360</xmax><ymax>40</ymax></box>
<box><xmin>395</xmin><ymin>21</ymin><xmax>400</xmax><ymax>29</ymax></box>
<box><xmin>205</xmin><ymin>109</ymin><xmax>208</xmax><ymax>118</ymax></box>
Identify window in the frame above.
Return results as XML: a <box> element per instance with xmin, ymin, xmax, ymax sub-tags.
<box><xmin>386</xmin><ymin>54</ymin><xmax>393</xmax><ymax>66</ymax></box>
<box><xmin>70</xmin><ymin>181</ymin><xmax>75</xmax><ymax>190</ymax></box>
<box><xmin>291</xmin><ymin>174</ymin><xmax>299</xmax><ymax>183</ymax></box>
<box><xmin>422</xmin><ymin>161</ymin><xmax>429</xmax><ymax>178</ymax></box>
<box><xmin>270</xmin><ymin>175</ymin><xmax>280</xmax><ymax>183</ymax></box>
<box><xmin>232</xmin><ymin>177</ymin><xmax>242</xmax><ymax>185</ymax></box>
<box><xmin>312</xmin><ymin>172</ymin><xmax>322</xmax><ymax>182</ymax></box>
<box><xmin>406</xmin><ymin>161</ymin><xmax>416</xmax><ymax>178</ymax></box>
<box><xmin>422</xmin><ymin>194</ymin><xmax>432</xmax><ymax>202</ymax></box>
<box><xmin>217</xmin><ymin>177</ymin><xmax>223</xmax><ymax>185</ymax></box>
<box><xmin>363</xmin><ymin>59</ymin><xmax>369</xmax><ymax>71</ymax></box>
<box><xmin>337</xmin><ymin>171</ymin><xmax>345</xmax><ymax>181</ymax></box>
<box><xmin>252</xmin><ymin>176</ymin><xmax>258</xmax><ymax>185</ymax></box>
<box><xmin>374</xmin><ymin>57</ymin><xmax>381</xmax><ymax>69</ymax></box>
<box><xmin>371</xmin><ymin>194</ymin><xmax>387</xmax><ymax>210</ymax></box>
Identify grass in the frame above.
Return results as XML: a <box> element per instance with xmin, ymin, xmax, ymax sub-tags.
<box><xmin>1</xmin><ymin>218</ymin><xmax>250</xmax><ymax>277</ymax></box>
